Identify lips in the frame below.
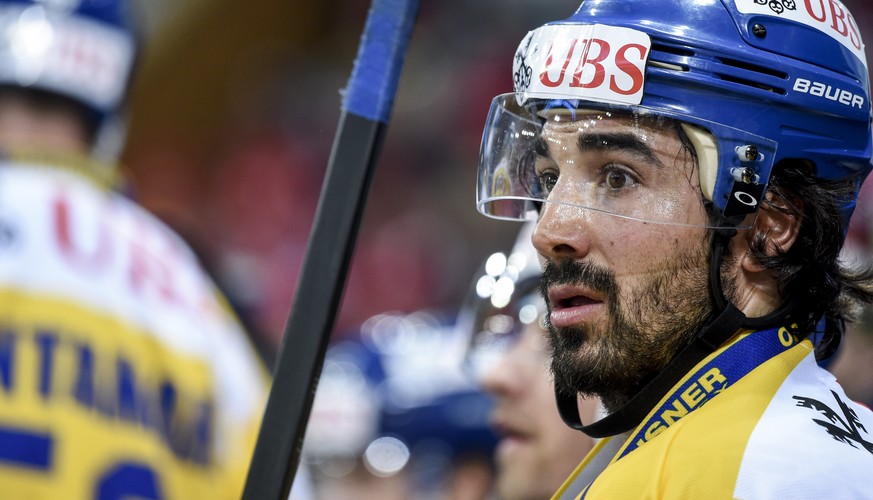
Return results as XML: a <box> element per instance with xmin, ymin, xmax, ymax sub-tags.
<box><xmin>547</xmin><ymin>284</ymin><xmax>605</xmax><ymax>328</ymax></box>
<box><xmin>490</xmin><ymin>414</ymin><xmax>532</xmax><ymax>458</ymax></box>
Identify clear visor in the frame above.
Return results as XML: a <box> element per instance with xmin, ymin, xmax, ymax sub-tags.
<box><xmin>477</xmin><ymin>93</ymin><xmax>777</xmax><ymax>229</ymax></box>
<box><xmin>463</xmin><ymin>280</ymin><xmax>546</xmax><ymax>382</ymax></box>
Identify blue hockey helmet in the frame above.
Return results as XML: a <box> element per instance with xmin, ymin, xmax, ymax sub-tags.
<box><xmin>0</xmin><ymin>0</ymin><xmax>137</xmax><ymax>129</ymax></box>
<box><xmin>303</xmin><ymin>311</ymin><xmax>498</xmax><ymax>486</ymax></box>
<box><xmin>478</xmin><ymin>0</ymin><xmax>872</xmax><ymax>229</ymax></box>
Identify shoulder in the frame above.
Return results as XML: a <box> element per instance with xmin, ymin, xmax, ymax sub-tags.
<box><xmin>592</xmin><ymin>350</ymin><xmax>873</xmax><ymax>499</ymax></box>
<box><xmin>732</xmin><ymin>352</ymin><xmax>873</xmax><ymax>498</ymax></box>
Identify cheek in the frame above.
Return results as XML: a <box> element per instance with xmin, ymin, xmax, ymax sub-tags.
<box><xmin>601</xmin><ymin>223</ymin><xmax>706</xmax><ymax>275</ymax></box>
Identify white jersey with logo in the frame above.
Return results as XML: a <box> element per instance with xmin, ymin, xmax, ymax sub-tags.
<box><xmin>554</xmin><ymin>327</ymin><xmax>873</xmax><ymax>499</ymax></box>
<box><xmin>0</xmin><ymin>158</ymin><xmax>269</xmax><ymax>499</ymax></box>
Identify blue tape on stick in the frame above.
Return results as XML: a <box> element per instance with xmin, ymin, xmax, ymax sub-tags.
<box><xmin>343</xmin><ymin>0</ymin><xmax>420</xmax><ymax>123</ymax></box>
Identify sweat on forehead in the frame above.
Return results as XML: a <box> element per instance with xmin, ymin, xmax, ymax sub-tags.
<box><xmin>538</xmin><ymin>115</ymin><xmax>687</xmax><ymax>162</ymax></box>
<box><xmin>536</xmin><ymin>111</ymin><xmax>716</xmax><ymax>199</ymax></box>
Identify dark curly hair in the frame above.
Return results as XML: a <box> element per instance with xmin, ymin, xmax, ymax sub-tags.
<box><xmin>747</xmin><ymin>160</ymin><xmax>873</xmax><ymax>350</ymax></box>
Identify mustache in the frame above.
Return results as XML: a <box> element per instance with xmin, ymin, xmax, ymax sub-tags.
<box><xmin>539</xmin><ymin>258</ymin><xmax>618</xmax><ymax>301</ymax></box>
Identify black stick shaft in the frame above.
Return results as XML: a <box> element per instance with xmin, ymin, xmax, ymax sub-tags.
<box><xmin>242</xmin><ymin>113</ymin><xmax>385</xmax><ymax>500</ymax></box>
<box><xmin>241</xmin><ymin>1</ymin><xmax>419</xmax><ymax>497</ymax></box>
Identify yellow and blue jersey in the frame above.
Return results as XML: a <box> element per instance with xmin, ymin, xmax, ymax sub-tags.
<box><xmin>0</xmin><ymin>159</ymin><xmax>269</xmax><ymax>499</ymax></box>
<box><xmin>555</xmin><ymin>327</ymin><xmax>873</xmax><ymax>499</ymax></box>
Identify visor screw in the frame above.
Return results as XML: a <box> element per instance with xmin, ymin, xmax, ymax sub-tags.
<box><xmin>741</xmin><ymin>167</ymin><xmax>755</xmax><ymax>184</ymax></box>
<box><xmin>743</xmin><ymin>145</ymin><xmax>759</xmax><ymax>161</ymax></box>
<box><xmin>752</xmin><ymin>23</ymin><xmax>767</xmax><ymax>38</ymax></box>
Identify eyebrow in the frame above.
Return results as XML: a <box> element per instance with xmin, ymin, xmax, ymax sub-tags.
<box><xmin>533</xmin><ymin>131</ymin><xmax>665</xmax><ymax>167</ymax></box>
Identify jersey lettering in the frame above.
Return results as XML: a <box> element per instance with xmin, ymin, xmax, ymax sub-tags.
<box><xmin>635</xmin><ymin>368</ymin><xmax>728</xmax><ymax>448</ymax></box>
<box><xmin>54</xmin><ymin>192</ymin><xmax>113</xmax><ymax>272</ymax></box>
<box><xmin>0</xmin><ymin>164</ymin><xmax>267</xmax><ymax>499</ymax></box>
<box><xmin>50</xmin><ymin>189</ymin><xmax>218</xmax><ymax>322</ymax></box>
<box><xmin>0</xmin><ymin>325</ymin><xmax>215</xmax><ymax>465</ymax></box>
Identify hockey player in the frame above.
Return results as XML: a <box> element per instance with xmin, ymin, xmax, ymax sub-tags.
<box><xmin>0</xmin><ymin>2</ymin><xmax>274</xmax><ymax>498</ymax></box>
<box><xmin>476</xmin><ymin>0</ymin><xmax>873</xmax><ymax>497</ymax></box>
<box><xmin>463</xmin><ymin>221</ymin><xmax>599</xmax><ymax>500</ymax></box>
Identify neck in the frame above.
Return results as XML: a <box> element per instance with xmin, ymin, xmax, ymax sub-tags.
<box><xmin>0</xmin><ymin>93</ymin><xmax>90</xmax><ymax>156</ymax></box>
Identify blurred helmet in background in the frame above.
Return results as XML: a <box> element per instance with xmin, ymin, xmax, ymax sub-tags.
<box><xmin>303</xmin><ymin>310</ymin><xmax>498</xmax><ymax>493</ymax></box>
<box><xmin>460</xmin><ymin>220</ymin><xmax>544</xmax><ymax>381</ymax></box>
<box><xmin>0</xmin><ymin>0</ymin><xmax>138</xmax><ymax>157</ymax></box>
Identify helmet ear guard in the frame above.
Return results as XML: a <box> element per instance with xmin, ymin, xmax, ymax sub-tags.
<box><xmin>676</xmin><ymin>123</ymin><xmax>768</xmax><ymax>223</ymax></box>
<box><xmin>680</xmin><ymin>123</ymin><xmax>717</xmax><ymax>203</ymax></box>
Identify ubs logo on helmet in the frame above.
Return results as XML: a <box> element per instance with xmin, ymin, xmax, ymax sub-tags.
<box><xmin>512</xmin><ymin>24</ymin><xmax>651</xmax><ymax>106</ymax></box>
<box><xmin>736</xmin><ymin>0</ymin><xmax>865</xmax><ymax>62</ymax></box>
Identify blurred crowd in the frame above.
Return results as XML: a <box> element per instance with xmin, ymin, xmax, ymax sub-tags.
<box><xmin>116</xmin><ymin>0</ymin><xmax>873</xmax><ymax>498</ymax></box>
<box><xmin>122</xmin><ymin>0</ymin><xmax>575</xmax><ymax>360</ymax></box>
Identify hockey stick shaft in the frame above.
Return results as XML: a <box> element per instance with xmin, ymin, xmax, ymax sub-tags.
<box><xmin>241</xmin><ymin>1</ymin><xmax>420</xmax><ymax>499</ymax></box>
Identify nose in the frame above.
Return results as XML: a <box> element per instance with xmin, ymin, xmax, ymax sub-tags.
<box><xmin>532</xmin><ymin>201</ymin><xmax>592</xmax><ymax>261</ymax></box>
<box><xmin>480</xmin><ymin>343</ymin><xmax>523</xmax><ymax>399</ymax></box>
<box><xmin>480</xmin><ymin>327</ymin><xmax>551</xmax><ymax>399</ymax></box>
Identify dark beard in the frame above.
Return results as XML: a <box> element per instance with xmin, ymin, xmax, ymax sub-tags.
<box><xmin>540</xmin><ymin>250</ymin><xmax>713</xmax><ymax>413</ymax></box>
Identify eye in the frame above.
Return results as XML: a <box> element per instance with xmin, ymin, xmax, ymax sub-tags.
<box><xmin>537</xmin><ymin>170</ymin><xmax>559</xmax><ymax>195</ymax></box>
<box><xmin>602</xmin><ymin>166</ymin><xmax>637</xmax><ymax>190</ymax></box>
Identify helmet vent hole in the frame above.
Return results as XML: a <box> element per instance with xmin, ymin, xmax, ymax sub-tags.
<box><xmin>714</xmin><ymin>73</ymin><xmax>786</xmax><ymax>95</ymax></box>
<box><xmin>714</xmin><ymin>58</ymin><xmax>788</xmax><ymax>95</ymax></box>
<box><xmin>718</xmin><ymin>58</ymin><xmax>788</xmax><ymax>79</ymax></box>
<box><xmin>649</xmin><ymin>60</ymin><xmax>686</xmax><ymax>72</ymax></box>
<box><xmin>649</xmin><ymin>43</ymin><xmax>695</xmax><ymax>72</ymax></box>
<box><xmin>651</xmin><ymin>43</ymin><xmax>695</xmax><ymax>58</ymax></box>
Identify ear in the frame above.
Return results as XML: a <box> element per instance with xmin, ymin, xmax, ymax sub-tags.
<box><xmin>736</xmin><ymin>193</ymin><xmax>802</xmax><ymax>273</ymax></box>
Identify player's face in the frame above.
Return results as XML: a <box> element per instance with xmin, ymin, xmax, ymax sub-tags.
<box><xmin>532</xmin><ymin>117</ymin><xmax>714</xmax><ymax>411</ymax></box>
<box><xmin>481</xmin><ymin>321</ymin><xmax>597</xmax><ymax>500</ymax></box>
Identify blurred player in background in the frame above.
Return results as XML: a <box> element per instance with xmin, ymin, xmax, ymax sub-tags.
<box><xmin>0</xmin><ymin>1</ymin><xmax>286</xmax><ymax>498</ymax></box>
<box><xmin>303</xmin><ymin>310</ymin><xmax>497</xmax><ymax>499</ymax></box>
<box><xmin>831</xmin><ymin>179</ymin><xmax>873</xmax><ymax>409</ymax></box>
<box><xmin>464</xmin><ymin>221</ymin><xmax>598</xmax><ymax>500</ymax></box>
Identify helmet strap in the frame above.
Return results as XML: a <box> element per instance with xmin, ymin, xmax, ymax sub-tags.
<box><xmin>710</xmin><ymin>223</ymin><xmax>804</xmax><ymax>331</ymax></box>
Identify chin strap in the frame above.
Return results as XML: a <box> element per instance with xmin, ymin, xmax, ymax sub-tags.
<box><xmin>556</xmin><ymin>226</ymin><xmax>806</xmax><ymax>438</ymax></box>
<box><xmin>815</xmin><ymin>315</ymin><xmax>844</xmax><ymax>362</ymax></box>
